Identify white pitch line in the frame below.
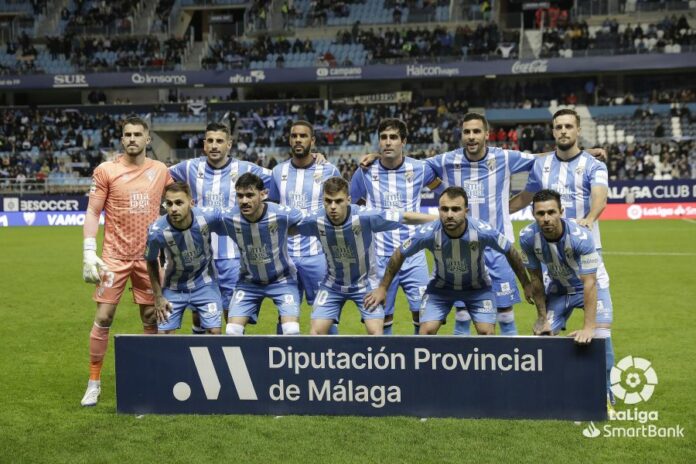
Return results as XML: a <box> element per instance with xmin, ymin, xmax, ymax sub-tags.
<box><xmin>603</xmin><ymin>251</ymin><xmax>696</xmax><ymax>256</ymax></box>
<box><xmin>683</xmin><ymin>218</ymin><xmax>696</xmax><ymax>224</ymax></box>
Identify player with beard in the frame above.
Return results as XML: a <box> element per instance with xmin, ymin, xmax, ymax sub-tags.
<box><xmin>268</xmin><ymin>120</ymin><xmax>341</xmax><ymax>333</ymax></box>
<box><xmin>510</xmin><ymin>108</ymin><xmax>615</xmax><ymax>405</ymax></box>
<box><xmin>169</xmin><ymin>123</ymin><xmax>271</xmax><ymax>331</ymax></box>
<box><xmin>80</xmin><ymin>116</ymin><xmax>172</xmax><ymax>406</ymax></box>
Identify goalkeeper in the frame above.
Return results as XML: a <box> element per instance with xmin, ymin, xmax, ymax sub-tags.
<box><xmin>80</xmin><ymin>116</ymin><xmax>172</xmax><ymax>407</ymax></box>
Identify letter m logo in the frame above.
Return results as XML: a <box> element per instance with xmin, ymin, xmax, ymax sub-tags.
<box><xmin>189</xmin><ymin>347</ymin><xmax>258</xmax><ymax>400</ymax></box>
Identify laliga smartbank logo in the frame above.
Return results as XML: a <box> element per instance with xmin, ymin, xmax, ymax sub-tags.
<box><xmin>582</xmin><ymin>356</ymin><xmax>684</xmax><ymax>439</ymax></box>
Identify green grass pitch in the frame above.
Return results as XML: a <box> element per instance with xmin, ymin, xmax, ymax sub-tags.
<box><xmin>0</xmin><ymin>220</ymin><xmax>694</xmax><ymax>463</ymax></box>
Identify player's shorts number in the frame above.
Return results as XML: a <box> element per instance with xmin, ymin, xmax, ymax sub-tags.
<box><xmin>315</xmin><ymin>290</ymin><xmax>329</xmax><ymax>306</ymax></box>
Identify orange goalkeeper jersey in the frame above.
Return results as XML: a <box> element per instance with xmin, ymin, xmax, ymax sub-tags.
<box><xmin>90</xmin><ymin>155</ymin><xmax>172</xmax><ymax>260</ymax></box>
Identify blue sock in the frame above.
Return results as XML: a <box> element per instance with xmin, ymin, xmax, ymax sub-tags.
<box><xmin>596</xmin><ymin>328</ymin><xmax>614</xmax><ymax>402</ymax></box>
<box><xmin>413</xmin><ymin>322</ymin><xmax>420</xmax><ymax>335</ymax></box>
<box><xmin>328</xmin><ymin>324</ymin><xmax>339</xmax><ymax>335</ymax></box>
<box><xmin>454</xmin><ymin>308</ymin><xmax>471</xmax><ymax>336</ymax></box>
<box><xmin>497</xmin><ymin>310</ymin><xmax>518</xmax><ymax>335</ymax></box>
<box><xmin>383</xmin><ymin>321</ymin><xmax>393</xmax><ymax>335</ymax></box>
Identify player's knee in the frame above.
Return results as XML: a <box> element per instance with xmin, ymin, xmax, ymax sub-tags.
<box><xmin>225</xmin><ymin>323</ymin><xmax>245</xmax><ymax>336</ymax></box>
<box><xmin>497</xmin><ymin>311</ymin><xmax>515</xmax><ymax>324</ymax></box>
<box><xmin>281</xmin><ymin>322</ymin><xmax>300</xmax><ymax>335</ymax></box>
<box><xmin>476</xmin><ymin>324</ymin><xmax>495</xmax><ymax>335</ymax></box>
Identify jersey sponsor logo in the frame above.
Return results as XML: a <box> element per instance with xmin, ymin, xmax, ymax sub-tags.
<box><xmin>181</xmin><ymin>248</ymin><xmax>202</xmax><ymax>264</ymax></box>
<box><xmin>547</xmin><ymin>263</ymin><xmax>573</xmax><ymax>279</ymax></box>
<box><xmin>130</xmin><ymin>192</ymin><xmax>151</xmax><ymax>213</ymax></box>
<box><xmin>381</xmin><ymin>192</ymin><xmax>403</xmax><ymax>208</ymax></box>
<box><xmin>580</xmin><ymin>252</ymin><xmax>599</xmax><ymax>269</ymax></box>
<box><xmin>246</xmin><ymin>244</ymin><xmax>272</xmax><ymax>264</ymax></box>
<box><xmin>330</xmin><ymin>245</ymin><xmax>357</xmax><ymax>262</ymax></box>
<box><xmin>445</xmin><ymin>258</ymin><xmax>468</xmax><ymax>273</ymax></box>
<box><xmin>205</xmin><ymin>192</ymin><xmax>226</xmax><ymax>208</ymax></box>
<box><xmin>462</xmin><ymin>181</ymin><xmax>484</xmax><ymax>203</ymax></box>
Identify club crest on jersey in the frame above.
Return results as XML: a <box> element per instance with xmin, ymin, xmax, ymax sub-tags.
<box><xmin>268</xmin><ymin>222</ymin><xmax>278</xmax><ymax>233</ymax></box>
<box><xmin>404</xmin><ymin>170</ymin><xmax>414</xmax><ymax>181</ymax></box>
<box><xmin>470</xmin><ymin>242</ymin><xmax>479</xmax><ymax>252</ymax></box>
<box><xmin>200</xmin><ymin>225</ymin><xmax>209</xmax><ymax>235</ymax></box>
<box><xmin>565</xmin><ymin>248</ymin><xmax>574</xmax><ymax>261</ymax></box>
<box><xmin>313</xmin><ymin>173</ymin><xmax>323</xmax><ymax>184</ymax></box>
<box><xmin>146</xmin><ymin>169</ymin><xmax>155</xmax><ymax>181</ymax></box>
<box><xmin>352</xmin><ymin>224</ymin><xmax>362</xmax><ymax>235</ymax></box>
<box><xmin>575</xmin><ymin>166</ymin><xmax>584</xmax><ymax>174</ymax></box>
<box><xmin>230</xmin><ymin>170</ymin><xmax>238</xmax><ymax>181</ymax></box>
<box><xmin>486</xmin><ymin>157</ymin><xmax>496</xmax><ymax>171</ymax></box>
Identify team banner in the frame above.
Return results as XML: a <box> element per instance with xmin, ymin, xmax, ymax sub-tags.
<box><xmin>1</xmin><ymin>194</ymin><xmax>89</xmax><ymax>212</ymax></box>
<box><xmin>115</xmin><ymin>335</ymin><xmax>606</xmax><ymax>420</ymax></box>
<box><xmin>1</xmin><ymin>53</ymin><xmax>694</xmax><ymax>89</ymax></box>
<box><xmin>607</xmin><ymin>179</ymin><xmax>696</xmax><ymax>204</ymax></box>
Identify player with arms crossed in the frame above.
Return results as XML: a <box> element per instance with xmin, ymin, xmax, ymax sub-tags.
<box><xmin>520</xmin><ymin>189</ymin><xmax>614</xmax><ymax>413</ymax></box>
<box><xmin>268</xmin><ymin>120</ymin><xmax>341</xmax><ymax>332</ymax></box>
<box><xmin>365</xmin><ymin>187</ymin><xmax>535</xmax><ymax>335</ymax></box>
<box><xmin>80</xmin><ymin>115</ymin><xmax>172</xmax><ymax>406</ymax></box>
<box><xmin>169</xmin><ymin>122</ymin><xmax>271</xmax><ymax>331</ymax></box>
<box><xmin>223</xmin><ymin>173</ymin><xmax>306</xmax><ymax>336</ymax></box>
<box><xmin>351</xmin><ymin>118</ymin><xmax>440</xmax><ymax>334</ymax></box>
<box><xmin>145</xmin><ymin>182</ymin><xmax>228</xmax><ymax>334</ymax></box>
<box><xmin>510</xmin><ymin>108</ymin><xmax>614</xmax><ymax>401</ymax></box>
<box><xmin>292</xmin><ymin>177</ymin><xmax>436</xmax><ymax>334</ymax></box>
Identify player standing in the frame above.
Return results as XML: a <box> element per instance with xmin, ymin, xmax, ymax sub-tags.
<box><xmin>510</xmin><ymin>108</ymin><xmax>614</xmax><ymax>401</ymax></box>
<box><xmin>267</xmin><ymin>120</ymin><xmax>341</xmax><ymax>332</ymax></box>
<box><xmin>364</xmin><ymin>187</ymin><xmax>534</xmax><ymax>335</ymax></box>
<box><xmin>293</xmin><ymin>177</ymin><xmax>436</xmax><ymax>334</ymax></box>
<box><xmin>351</xmin><ymin>118</ymin><xmax>440</xmax><ymax>334</ymax></box>
<box><xmin>169</xmin><ymin>122</ymin><xmax>271</xmax><ymax>330</ymax></box>
<box><xmin>145</xmin><ymin>182</ymin><xmax>228</xmax><ymax>334</ymax></box>
<box><xmin>80</xmin><ymin>116</ymin><xmax>172</xmax><ymax>406</ymax></box>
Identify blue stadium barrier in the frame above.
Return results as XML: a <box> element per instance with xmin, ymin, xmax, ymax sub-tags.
<box><xmin>115</xmin><ymin>335</ymin><xmax>607</xmax><ymax>419</ymax></box>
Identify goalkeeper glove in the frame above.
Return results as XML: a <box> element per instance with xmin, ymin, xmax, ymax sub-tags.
<box><xmin>83</xmin><ymin>238</ymin><xmax>107</xmax><ymax>283</ymax></box>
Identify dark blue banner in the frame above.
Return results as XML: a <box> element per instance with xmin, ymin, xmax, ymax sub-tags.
<box><xmin>0</xmin><ymin>53</ymin><xmax>694</xmax><ymax>89</ymax></box>
<box><xmin>607</xmin><ymin>179</ymin><xmax>696</xmax><ymax>204</ymax></box>
<box><xmin>115</xmin><ymin>335</ymin><xmax>606</xmax><ymax>420</ymax></box>
<box><xmin>1</xmin><ymin>194</ymin><xmax>89</xmax><ymax>212</ymax></box>
<box><xmin>0</xmin><ymin>211</ymin><xmax>103</xmax><ymax>227</ymax></box>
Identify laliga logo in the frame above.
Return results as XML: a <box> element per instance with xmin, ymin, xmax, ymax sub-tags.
<box><xmin>610</xmin><ymin>356</ymin><xmax>658</xmax><ymax>404</ymax></box>
<box><xmin>627</xmin><ymin>204</ymin><xmax>643</xmax><ymax>220</ymax></box>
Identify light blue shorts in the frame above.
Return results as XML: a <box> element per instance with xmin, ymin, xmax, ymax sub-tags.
<box><xmin>158</xmin><ymin>285</ymin><xmax>222</xmax><ymax>331</ymax></box>
<box><xmin>311</xmin><ymin>285</ymin><xmax>385</xmax><ymax>322</ymax></box>
<box><xmin>214</xmin><ymin>258</ymin><xmax>241</xmax><ymax>310</ymax></box>
<box><xmin>546</xmin><ymin>287</ymin><xmax>613</xmax><ymax>333</ymax></box>
<box><xmin>420</xmin><ymin>287</ymin><xmax>498</xmax><ymax>325</ymax></box>
<box><xmin>376</xmin><ymin>250</ymin><xmax>430</xmax><ymax>316</ymax></box>
<box><xmin>292</xmin><ymin>254</ymin><xmax>327</xmax><ymax>305</ymax></box>
<box><xmin>229</xmin><ymin>280</ymin><xmax>301</xmax><ymax>323</ymax></box>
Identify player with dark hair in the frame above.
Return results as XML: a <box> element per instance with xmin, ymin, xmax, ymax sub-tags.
<box><xmin>351</xmin><ymin>118</ymin><xmax>441</xmax><ymax>334</ymax></box>
<box><xmin>145</xmin><ymin>182</ymin><xmax>228</xmax><ymax>334</ymax></box>
<box><xmin>224</xmin><ymin>173</ymin><xmax>306</xmax><ymax>335</ymax></box>
<box><xmin>169</xmin><ymin>122</ymin><xmax>271</xmax><ymax>331</ymax></box>
<box><xmin>292</xmin><ymin>176</ymin><xmax>436</xmax><ymax>334</ymax></box>
<box><xmin>520</xmin><ymin>188</ymin><xmax>614</xmax><ymax>415</ymax></box>
<box><xmin>268</xmin><ymin>120</ymin><xmax>341</xmax><ymax>333</ymax></box>
<box><xmin>365</xmin><ymin>187</ymin><xmax>534</xmax><ymax>335</ymax></box>
<box><xmin>80</xmin><ymin>115</ymin><xmax>172</xmax><ymax>406</ymax></box>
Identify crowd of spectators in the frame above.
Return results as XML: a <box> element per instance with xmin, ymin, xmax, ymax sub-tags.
<box><xmin>541</xmin><ymin>14</ymin><xmax>694</xmax><ymax>57</ymax></box>
<box><xmin>606</xmin><ymin>140</ymin><xmax>695</xmax><ymax>180</ymax></box>
<box><xmin>335</xmin><ymin>22</ymin><xmax>517</xmax><ymax>62</ymax></box>
<box><xmin>203</xmin><ymin>35</ymin><xmax>314</xmax><ymax>69</ymax></box>
<box><xmin>45</xmin><ymin>34</ymin><xmax>188</xmax><ymax>71</ymax></box>
<box><xmin>61</xmin><ymin>0</ymin><xmax>140</xmax><ymax>35</ymax></box>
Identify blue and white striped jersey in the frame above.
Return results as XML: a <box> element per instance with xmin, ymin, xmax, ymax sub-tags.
<box><xmin>519</xmin><ymin>218</ymin><xmax>601</xmax><ymax>295</ymax></box>
<box><xmin>144</xmin><ymin>207</ymin><xmax>227</xmax><ymax>291</ymax></box>
<box><xmin>350</xmin><ymin>157</ymin><xmax>437</xmax><ymax>256</ymax></box>
<box><xmin>524</xmin><ymin>151</ymin><xmax>609</xmax><ymax>248</ymax></box>
<box><xmin>296</xmin><ymin>206</ymin><xmax>403</xmax><ymax>293</ymax></box>
<box><xmin>169</xmin><ymin>157</ymin><xmax>271</xmax><ymax>260</ymax></box>
<box><xmin>222</xmin><ymin>202</ymin><xmax>304</xmax><ymax>285</ymax></box>
<box><xmin>426</xmin><ymin>147</ymin><xmax>535</xmax><ymax>241</ymax></box>
<box><xmin>400</xmin><ymin>217</ymin><xmax>511</xmax><ymax>291</ymax></box>
<box><xmin>268</xmin><ymin>159</ymin><xmax>341</xmax><ymax>257</ymax></box>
